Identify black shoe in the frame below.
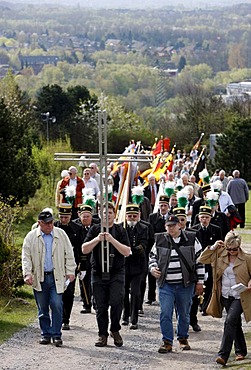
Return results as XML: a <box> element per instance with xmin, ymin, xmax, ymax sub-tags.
<box><xmin>122</xmin><ymin>319</ymin><xmax>129</xmax><ymax>326</ymax></box>
<box><xmin>130</xmin><ymin>324</ymin><xmax>138</xmax><ymax>330</ymax></box>
<box><xmin>39</xmin><ymin>337</ymin><xmax>51</xmax><ymax>345</ymax></box>
<box><xmin>201</xmin><ymin>311</ymin><xmax>208</xmax><ymax>316</ymax></box>
<box><xmin>62</xmin><ymin>323</ymin><xmax>70</xmax><ymax>330</ymax></box>
<box><xmin>95</xmin><ymin>335</ymin><xmax>107</xmax><ymax>347</ymax></box>
<box><xmin>192</xmin><ymin>324</ymin><xmax>201</xmax><ymax>332</ymax></box>
<box><xmin>80</xmin><ymin>307</ymin><xmax>91</xmax><ymax>314</ymax></box>
<box><xmin>145</xmin><ymin>300</ymin><xmax>153</xmax><ymax>305</ymax></box>
<box><xmin>53</xmin><ymin>337</ymin><xmax>63</xmax><ymax>347</ymax></box>
<box><xmin>110</xmin><ymin>331</ymin><xmax>123</xmax><ymax>347</ymax></box>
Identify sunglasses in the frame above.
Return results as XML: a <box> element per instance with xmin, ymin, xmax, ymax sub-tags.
<box><xmin>179</xmin><ymin>218</ymin><xmax>186</xmax><ymax>222</ymax></box>
<box><xmin>84</xmin><ymin>172</ymin><xmax>90</xmax><ymax>175</ymax></box>
<box><xmin>68</xmin><ymin>172</ymin><xmax>72</xmax><ymax>175</ymax></box>
<box><xmin>226</xmin><ymin>247</ymin><xmax>239</xmax><ymax>252</ymax></box>
<box><xmin>90</xmin><ymin>167</ymin><xmax>94</xmax><ymax>169</ymax></box>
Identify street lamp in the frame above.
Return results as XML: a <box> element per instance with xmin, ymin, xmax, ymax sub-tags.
<box><xmin>41</xmin><ymin>112</ymin><xmax>56</xmax><ymax>145</ymax></box>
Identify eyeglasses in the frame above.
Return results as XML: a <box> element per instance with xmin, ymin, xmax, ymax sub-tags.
<box><xmin>226</xmin><ymin>247</ymin><xmax>239</xmax><ymax>252</ymax></box>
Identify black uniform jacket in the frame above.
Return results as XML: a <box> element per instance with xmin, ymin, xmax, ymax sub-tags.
<box><xmin>125</xmin><ymin>221</ymin><xmax>149</xmax><ymax>275</ymax></box>
<box><xmin>84</xmin><ymin>223</ymin><xmax>130</xmax><ymax>278</ymax></box>
<box><xmin>192</xmin><ymin>223</ymin><xmax>222</xmax><ymax>250</ymax></box>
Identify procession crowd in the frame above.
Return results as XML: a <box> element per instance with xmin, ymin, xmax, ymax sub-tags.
<box><xmin>21</xmin><ymin>152</ymin><xmax>251</xmax><ymax>367</ymax></box>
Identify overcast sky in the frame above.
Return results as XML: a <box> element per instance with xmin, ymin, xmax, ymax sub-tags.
<box><xmin>3</xmin><ymin>0</ymin><xmax>251</xmax><ymax>8</ymax></box>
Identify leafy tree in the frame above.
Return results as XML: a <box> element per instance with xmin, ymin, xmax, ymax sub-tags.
<box><xmin>35</xmin><ymin>84</ymin><xmax>71</xmax><ymax>140</ymax></box>
<box><xmin>177</xmin><ymin>55</ymin><xmax>186</xmax><ymax>72</ymax></box>
<box><xmin>70</xmin><ymin>100</ymin><xmax>100</xmax><ymax>152</ymax></box>
<box><xmin>214</xmin><ymin>116</ymin><xmax>251</xmax><ymax>181</ymax></box>
<box><xmin>0</xmin><ymin>72</ymin><xmax>40</xmax><ymax>206</ymax></box>
<box><xmin>35</xmin><ymin>84</ymin><xmax>97</xmax><ymax>146</ymax></box>
<box><xmin>66</xmin><ymin>85</ymin><xmax>93</xmax><ymax>112</ymax></box>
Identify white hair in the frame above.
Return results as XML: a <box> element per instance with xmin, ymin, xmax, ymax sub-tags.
<box><xmin>232</xmin><ymin>170</ymin><xmax>240</xmax><ymax>178</ymax></box>
<box><xmin>61</xmin><ymin>170</ymin><xmax>69</xmax><ymax>178</ymax></box>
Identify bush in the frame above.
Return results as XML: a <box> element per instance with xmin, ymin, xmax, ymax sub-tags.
<box><xmin>0</xmin><ymin>197</ymin><xmax>24</xmax><ymax>296</ymax></box>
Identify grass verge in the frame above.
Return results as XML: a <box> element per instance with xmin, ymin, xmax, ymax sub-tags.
<box><xmin>0</xmin><ymin>286</ymin><xmax>37</xmax><ymax>345</ymax></box>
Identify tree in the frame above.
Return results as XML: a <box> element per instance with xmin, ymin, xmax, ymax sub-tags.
<box><xmin>35</xmin><ymin>84</ymin><xmax>71</xmax><ymax>140</ymax></box>
<box><xmin>35</xmin><ymin>84</ymin><xmax>97</xmax><ymax>145</ymax></box>
<box><xmin>70</xmin><ymin>100</ymin><xmax>100</xmax><ymax>152</ymax></box>
<box><xmin>66</xmin><ymin>85</ymin><xmax>93</xmax><ymax>113</ymax></box>
<box><xmin>214</xmin><ymin>116</ymin><xmax>251</xmax><ymax>181</ymax></box>
<box><xmin>177</xmin><ymin>55</ymin><xmax>186</xmax><ymax>72</ymax></box>
<box><xmin>0</xmin><ymin>72</ymin><xmax>40</xmax><ymax>205</ymax></box>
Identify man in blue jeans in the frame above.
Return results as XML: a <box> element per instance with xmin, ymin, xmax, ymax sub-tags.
<box><xmin>22</xmin><ymin>210</ymin><xmax>76</xmax><ymax>346</ymax></box>
<box><xmin>149</xmin><ymin>214</ymin><xmax>204</xmax><ymax>353</ymax></box>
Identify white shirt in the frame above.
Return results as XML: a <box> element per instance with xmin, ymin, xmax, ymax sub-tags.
<box><xmin>83</xmin><ymin>177</ymin><xmax>100</xmax><ymax>198</ymax></box>
<box><xmin>222</xmin><ymin>262</ymin><xmax>240</xmax><ymax>299</ymax></box>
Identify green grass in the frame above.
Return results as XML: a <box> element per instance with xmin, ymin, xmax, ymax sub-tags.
<box><xmin>0</xmin><ymin>286</ymin><xmax>37</xmax><ymax>344</ymax></box>
<box><xmin>0</xmin><ymin>187</ymin><xmax>55</xmax><ymax>345</ymax></box>
<box><xmin>246</xmin><ymin>191</ymin><xmax>251</xmax><ymax>227</ymax></box>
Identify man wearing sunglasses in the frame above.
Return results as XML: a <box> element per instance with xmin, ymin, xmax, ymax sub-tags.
<box><xmin>59</xmin><ymin>166</ymin><xmax>85</xmax><ymax>219</ymax></box>
<box><xmin>83</xmin><ymin>167</ymin><xmax>100</xmax><ymax>199</ymax></box>
<box><xmin>22</xmin><ymin>210</ymin><xmax>76</xmax><ymax>347</ymax></box>
<box><xmin>89</xmin><ymin>162</ymin><xmax>101</xmax><ymax>188</ymax></box>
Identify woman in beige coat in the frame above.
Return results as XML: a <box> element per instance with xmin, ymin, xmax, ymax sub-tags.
<box><xmin>199</xmin><ymin>231</ymin><xmax>251</xmax><ymax>366</ymax></box>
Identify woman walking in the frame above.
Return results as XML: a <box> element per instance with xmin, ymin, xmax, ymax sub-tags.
<box><xmin>199</xmin><ymin>231</ymin><xmax>251</xmax><ymax>366</ymax></box>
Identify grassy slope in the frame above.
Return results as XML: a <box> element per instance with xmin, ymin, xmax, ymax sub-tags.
<box><xmin>0</xmin><ymin>287</ymin><xmax>37</xmax><ymax>344</ymax></box>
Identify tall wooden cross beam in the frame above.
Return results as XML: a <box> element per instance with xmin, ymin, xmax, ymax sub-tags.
<box><xmin>54</xmin><ymin>110</ymin><xmax>153</xmax><ymax>280</ymax></box>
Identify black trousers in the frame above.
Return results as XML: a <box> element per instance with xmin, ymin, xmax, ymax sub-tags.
<box><xmin>123</xmin><ymin>272</ymin><xmax>143</xmax><ymax>325</ymax></box>
<box><xmin>218</xmin><ymin>296</ymin><xmax>247</xmax><ymax>362</ymax></box>
<box><xmin>92</xmin><ymin>273</ymin><xmax>124</xmax><ymax>337</ymax></box>
<box><xmin>190</xmin><ymin>294</ymin><xmax>199</xmax><ymax>326</ymax></box>
<box><xmin>79</xmin><ymin>268</ymin><xmax>92</xmax><ymax>309</ymax></box>
<box><xmin>147</xmin><ymin>271</ymin><xmax>156</xmax><ymax>302</ymax></box>
<box><xmin>190</xmin><ymin>267</ymin><xmax>213</xmax><ymax>324</ymax></box>
<box><xmin>201</xmin><ymin>273</ymin><xmax>213</xmax><ymax>313</ymax></box>
<box><xmin>62</xmin><ymin>279</ymin><xmax>76</xmax><ymax>324</ymax></box>
<box><xmin>235</xmin><ymin>203</ymin><xmax>245</xmax><ymax>228</ymax></box>
<box><xmin>139</xmin><ymin>270</ymin><xmax>148</xmax><ymax>310</ymax></box>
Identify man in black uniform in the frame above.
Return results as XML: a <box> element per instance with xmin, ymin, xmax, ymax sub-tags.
<box><xmin>193</xmin><ymin>192</ymin><xmax>230</xmax><ymax>239</ymax></box>
<box><xmin>147</xmin><ymin>194</ymin><xmax>170</xmax><ymax>304</ymax></box>
<box><xmin>122</xmin><ymin>204</ymin><xmax>148</xmax><ymax>329</ymax></box>
<box><xmin>74</xmin><ymin>204</ymin><xmax>100</xmax><ymax>314</ymax></box>
<box><xmin>54</xmin><ymin>203</ymin><xmax>81</xmax><ymax>330</ymax></box>
<box><xmin>82</xmin><ymin>202</ymin><xmax>130</xmax><ymax>348</ymax></box>
<box><xmin>192</xmin><ymin>206</ymin><xmax>222</xmax><ymax>319</ymax></box>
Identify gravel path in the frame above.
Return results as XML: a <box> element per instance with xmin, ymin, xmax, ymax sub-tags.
<box><xmin>1</xmin><ymin>293</ymin><xmax>251</xmax><ymax>370</ymax></box>
<box><xmin>1</xmin><ymin>232</ymin><xmax>251</xmax><ymax>370</ymax></box>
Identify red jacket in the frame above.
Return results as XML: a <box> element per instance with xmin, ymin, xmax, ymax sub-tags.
<box><xmin>60</xmin><ymin>176</ymin><xmax>85</xmax><ymax>208</ymax></box>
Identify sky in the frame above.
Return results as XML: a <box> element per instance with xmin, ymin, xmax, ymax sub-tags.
<box><xmin>3</xmin><ymin>0</ymin><xmax>251</xmax><ymax>8</ymax></box>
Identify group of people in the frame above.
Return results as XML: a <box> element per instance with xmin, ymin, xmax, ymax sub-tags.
<box><xmin>22</xmin><ymin>160</ymin><xmax>251</xmax><ymax>366</ymax></box>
